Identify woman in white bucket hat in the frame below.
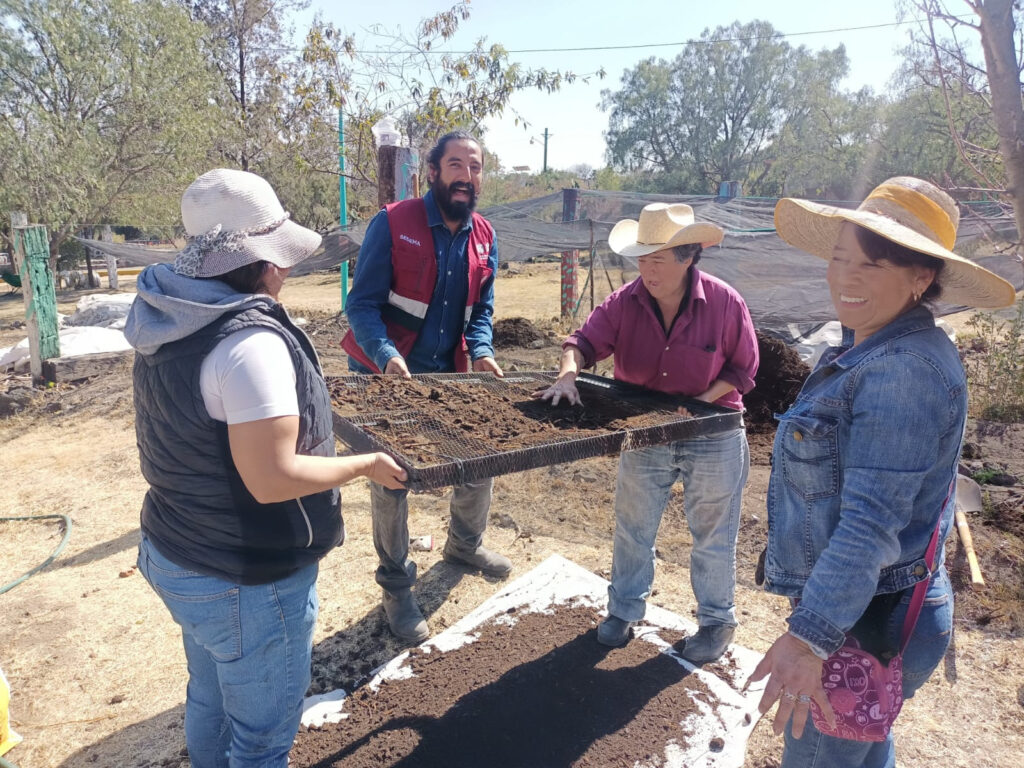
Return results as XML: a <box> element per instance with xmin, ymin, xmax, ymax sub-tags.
<box><xmin>749</xmin><ymin>177</ymin><xmax>1015</xmax><ymax>768</ymax></box>
<box><xmin>536</xmin><ymin>202</ymin><xmax>760</xmax><ymax>664</ymax></box>
<box><xmin>125</xmin><ymin>169</ymin><xmax>405</xmax><ymax>767</ymax></box>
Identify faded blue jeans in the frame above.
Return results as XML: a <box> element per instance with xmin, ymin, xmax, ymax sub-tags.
<box><xmin>781</xmin><ymin>567</ymin><xmax>954</xmax><ymax>768</ymax></box>
<box><xmin>607</xmin><ymin>427</ymin><xmax>748</xmax><ymax>627</ymax></box>
<box><xmin>137</xmin><ymin>536</ymin><xmax>318</xmax><ymax>768</ymax></box>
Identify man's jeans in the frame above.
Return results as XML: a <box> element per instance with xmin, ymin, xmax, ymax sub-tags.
<box><xmin>137</xmin><ymin>536</ymin><xmax>318</xmax><ymax>768</ymax></box>
<box><xmin>371</xmin><ymin>477</ymin><xmax>493</xmax><ymax>593</ymax></box>
<box><xmin>781</xmin><ymin>567</ymin><xmax>954</xmax><ymax>768</ymax></box>
<box><xmin>607</xmin><ymin>427</ymin><xmax>748</xmax><ymax>627</ymax></box>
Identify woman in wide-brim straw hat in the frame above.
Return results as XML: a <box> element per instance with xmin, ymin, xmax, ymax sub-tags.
<box><xmin>124</xmin><ymin>169</ymin><xmax>405</xmax><ymax>767</ymax></box>
<box><xmin>535</xmin><ymin>202</ymin><xmax>760</xmax><ymax>664</ymax></box>
<box><xmin>750</xmin><ymin>177</ymin><xmax>1016</xmax><ymax>768</ymax></box>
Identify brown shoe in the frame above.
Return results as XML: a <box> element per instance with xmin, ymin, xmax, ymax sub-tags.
<box><xmin>442</xmin><ymin>542</ymin><xmax>512</xmax><ymax>578</ymax></box>
<box><xmin>382</xmin><ymin>589</ymin><xmax>429</xmax><ymax>643</ymax></box>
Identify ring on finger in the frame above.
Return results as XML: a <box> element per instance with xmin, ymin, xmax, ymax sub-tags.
<box><xmin>783</xmin><ymin>690</ymin><xmax>797</xmax><ymax>701</ymax></box>
<box><xmin>797</xmin><ymin>694</ymin><xmax>812</xmax><ymax>704</ymax></box>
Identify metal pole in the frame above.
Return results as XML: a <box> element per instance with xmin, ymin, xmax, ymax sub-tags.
<box><xmin>339</xmin><ymin>107</ymin><xmax>349</xmax><ymax>310</ymax></box>
<box><xmin>543</xmin><ymin>128</ymin><xmax>549</xmax><ymax>173</ymax></box>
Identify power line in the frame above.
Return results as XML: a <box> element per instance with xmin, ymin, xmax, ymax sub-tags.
<box><xmin>264</xmin><ymin>15</ymin><xmax>968</xmax><ymax>56</ymax></box>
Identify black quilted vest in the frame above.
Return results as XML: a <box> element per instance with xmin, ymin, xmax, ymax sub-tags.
<box><xmin>133</xmin><ymin>304</ymin><xmax>343</xmax><ymax>584</ymax></box>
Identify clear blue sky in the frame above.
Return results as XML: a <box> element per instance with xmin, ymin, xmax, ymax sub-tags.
<box><xmin>303</xmin><ymin>0</ymin><xmax>917</xmax><ymax>171</ymax></box>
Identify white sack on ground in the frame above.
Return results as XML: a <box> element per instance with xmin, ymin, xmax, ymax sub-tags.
<box><xmin>65</xmin><ymin>293</ymin><xmax>136</xmax><ymax>329</ymax></box>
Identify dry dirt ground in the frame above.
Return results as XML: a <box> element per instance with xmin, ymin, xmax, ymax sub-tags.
<box><xmin>1</xmin><ymin>265</ymin><xmax>1023</xmax><ymax>768</ymax></box>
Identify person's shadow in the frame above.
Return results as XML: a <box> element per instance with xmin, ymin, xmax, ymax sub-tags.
<box><xmin>308</xmin><ymin>559</ymin><xmax>471</xmax><ymax>693</ymax></box>
<box><xmin>305</xmin><ymin>627</ymin><xmax>698</xmax><ymax>768</ymax></box>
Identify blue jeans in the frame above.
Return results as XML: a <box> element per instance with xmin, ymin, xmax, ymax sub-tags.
<box><xmin>137</xmin><ymin>536</ymin><xmax>319</xmax><ymax>768</ymax></box>
<box><xmin>781</xmin><ymin>567</ymin><xmax>954</xmax><ymax>768</ymax></box>
<box><xmin>607</xmin><ymin>427</ymin><xmax>748</xmax><ymax>626</ymax></box>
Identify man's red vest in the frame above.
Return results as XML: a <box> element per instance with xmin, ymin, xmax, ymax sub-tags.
<box><xmin>341</xmin><ymin>197</ymin><xmax>494</xmax><ymax>373</ymax></box>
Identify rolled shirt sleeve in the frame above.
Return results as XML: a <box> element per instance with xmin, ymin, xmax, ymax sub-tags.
<box><xmin>716</xmin><ymin>290</ymin><xmax>759</xmax><ymax>395</ymax></box>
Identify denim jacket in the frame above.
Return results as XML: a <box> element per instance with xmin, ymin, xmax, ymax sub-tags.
<box><xmin>764</xmin><ymin>306</ymin><xmax>965</xmax><ymax>655</ymax></box>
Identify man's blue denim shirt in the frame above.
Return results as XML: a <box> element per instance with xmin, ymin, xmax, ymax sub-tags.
<box><xmin>764</xmin><ymin>306</ymin><xmax>966</xmax><ymax>655</ymax></box>
<box><xmin>345</xmin><ymin>189</ymin><xmax>498</xmax><ymax>373</ymax></box>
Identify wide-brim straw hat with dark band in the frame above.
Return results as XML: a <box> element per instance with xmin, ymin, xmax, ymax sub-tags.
<box><xmin>774</xmin><ymin>176</ymin><xmax>1016</xmax><ymax>308</ymax></box>
<box><xmin>609</xmin><ymin>203</ymin><xmax>725</xmax><ymax>258</ymax></box>
<box><xmin>174</xmin><ymin>168</ymin><xmax>322</xmax><ymax>279</ymax></box>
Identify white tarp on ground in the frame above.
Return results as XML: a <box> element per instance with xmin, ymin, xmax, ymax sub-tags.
<box><xmin>1</xmin><ymin>293</ymin><xmax>134</xmax><ymax>371</ymax></box>
<box><xmin>301</xmin><ymin>554</ymin><xmax>766</xmax><ymax>768</ymax></box>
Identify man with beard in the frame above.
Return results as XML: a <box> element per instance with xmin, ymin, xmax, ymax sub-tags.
<box><xmin>342</xmin><ymin>131</ymin><xmax>510</xmax><ymax>643</ymax></box>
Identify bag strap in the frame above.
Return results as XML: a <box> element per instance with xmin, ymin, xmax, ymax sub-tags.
<box><xmin>899</xmin><ymin>480</ymin><xmax>953</xmax><ymax>652</ymax></box>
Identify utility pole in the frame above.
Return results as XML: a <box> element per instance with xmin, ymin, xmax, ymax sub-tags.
<box><xmin>542</xmin><ymin>128</ymin><xmax>549</xmax><ymax>173</ymax></box>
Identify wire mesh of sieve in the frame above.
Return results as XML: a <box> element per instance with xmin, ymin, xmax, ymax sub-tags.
<box><xmin>328</xmin><ymin>371</ymin><xmax>743</xmax><ymax>491</ymax></box>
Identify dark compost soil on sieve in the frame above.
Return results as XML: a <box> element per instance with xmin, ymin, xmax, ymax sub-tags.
<box><xmin>290</xmin><ymin>604</ymin><xmax>733</xmax><ymax>768</ymax></box>
<box><xmin>327</xmin><ymin>376</ymin><xmax>710</xmax><ymax>467</ymax></box>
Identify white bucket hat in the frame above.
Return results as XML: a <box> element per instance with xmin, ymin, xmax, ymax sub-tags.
<box><xmin>774</xmin><ymin>176</ymin><xmax>1016</xmax><ymax>308</ymax></box>
<box><xmin>608</xmin><ymin>203</ymin><xmax>724</xmax><ymax>257</ymax></box>
<box><xmin>174</xmin><ymin>168</ymin><xmax>322</xmax><ymax>278</ymax></box>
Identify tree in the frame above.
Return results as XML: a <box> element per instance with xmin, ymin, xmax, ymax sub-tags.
<box><xmin>602</xmin><ymin>20</ymin><xmax>853</xmax><ymax>195</ymax></box>
<box><xmin>186</xmin><ymin>0</ymin><xmax>310</xmax><ymax>173</ymax></box>
<box><xmin>293</xmin><ymin>1</ymin><xmax>604</xmax><ymax>222</ymax></box>
<box><xmin>906</xmin><ymin>0</ymin><xmax>1024</xmax><ymax>252</ymax></box>
<box><xmin>876</xmin><ymin>82</ymin><xmax>998</xmax><ymax>189</ymax></box>
<box><xmin>0</xmin><ymin>0</ymin><xmax>223</xmax><ymax>254</ymax></box>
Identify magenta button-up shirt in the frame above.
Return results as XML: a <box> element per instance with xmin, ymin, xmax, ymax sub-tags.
<box><xmin>565</xmin><ymin>269</ymin><xmax>759</xmax><ymax>411</ymax></box>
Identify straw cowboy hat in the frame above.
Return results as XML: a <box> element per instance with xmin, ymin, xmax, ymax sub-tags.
<box><xmin>774</xmin><ymin>176</ymin><xmax>1016</xmax><ymax>308</ymax></box>
<box><xmin>608</xmin><ymin>203</ymin><xmax>724</xmax><ymax>258</ymax></box>
<box><xmin>173</xmin><ymin>168</ymin><xmax>322</xmax><ymax>278</ymax></box>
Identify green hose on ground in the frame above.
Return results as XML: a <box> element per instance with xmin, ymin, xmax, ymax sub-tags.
<box><xmin>0</xmin><ymin>514</ymin><xmax>72</xmax><ymax>595</ymax></box>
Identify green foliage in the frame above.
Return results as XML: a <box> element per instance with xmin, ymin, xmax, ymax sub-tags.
<box><xmin>477</xmin><ymin>168</ymin><xmax>591</xmax><ymax>209</ymax></box>
<box><xmin>887</xmin><ymin>28</ymin><xmax>1005</xmax><ymax>191</ymax></box>
<box><xmin>187</xmin><ymin>0</ymin><xmax>311</xmax><ymax>173</ymax></box>
<box><xmin>57</xmin><ymin>237</ymin><xmax>86</xmax><ymax>271</ymax></box>
<box><xmin>963</xmin><ymin>299</ymin><xmax>1024</xmax><ymax>422</ymax></box>
<box><xmin>601</xmin><ymin>20</ymin><xmax>857</xmax><ymax>197</ymax></box>
<box><xmin>0</xmin><ymin>0</ymin><xmax>223</xmax><ymax>253</ymax></box>
<box><xmin>972</xmin><ymin>466</ymin><xmax>1005</xmax><ymax>486</ymax></box>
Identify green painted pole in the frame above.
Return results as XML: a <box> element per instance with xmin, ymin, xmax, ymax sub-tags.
<box><xmin>339</xmin><ymin>107</ymin><xmax>349</xmax><ymax>310</ymax></box>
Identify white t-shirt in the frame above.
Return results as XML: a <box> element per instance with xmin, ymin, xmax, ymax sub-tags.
<box><xmin>200</xmin><ymin>327</ymin><xmax>299</xmax><ymax>424</ymax></box>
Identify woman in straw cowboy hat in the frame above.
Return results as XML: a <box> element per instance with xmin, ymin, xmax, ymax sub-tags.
<box><xmin>748</xmin><ymin>177</ymin><xmax>1015</xmax><ymax>767</ymax></box>
<box><xmin>124</xmin><ymin>169</ymin><xmax>405</xmax><ymax>768</ymax></box>
<box><xmin>535</xmin><ymin>202</ymin><xmax>760</xmax><ymax>663</ymax></box>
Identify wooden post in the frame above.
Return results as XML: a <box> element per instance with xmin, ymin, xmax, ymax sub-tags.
<box><xmin>11</xmin><ymin>213</ymin><xmax>60</xmax><ymax>384</ymax></box>
<box><xmin>377</xmin><ymin>145</ymin><xmax>417</xmax><ymax>208</ymax></box>
<box><xmin>560</xmin><ymin>188</ymin><xmax>580</xmax><ymax>318</ymax></box>
<box><xmin>589</xmin><ymin>221</ymin><xmax>595</xmax><ymax>315</ymax></box>
<box><xmin>102</xmin><ymin>225</ymin><xmax>117</xmax><ymax>290</ymax></box>
<box><xmin>85</xmin><ymin>226</ymin><xmax>96</xmax><ymax>288</ymax></box>
<box><xmin>378</xmin><ymin>145</ymin><xmax>399</xmax><ymax>208</ymax></box>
